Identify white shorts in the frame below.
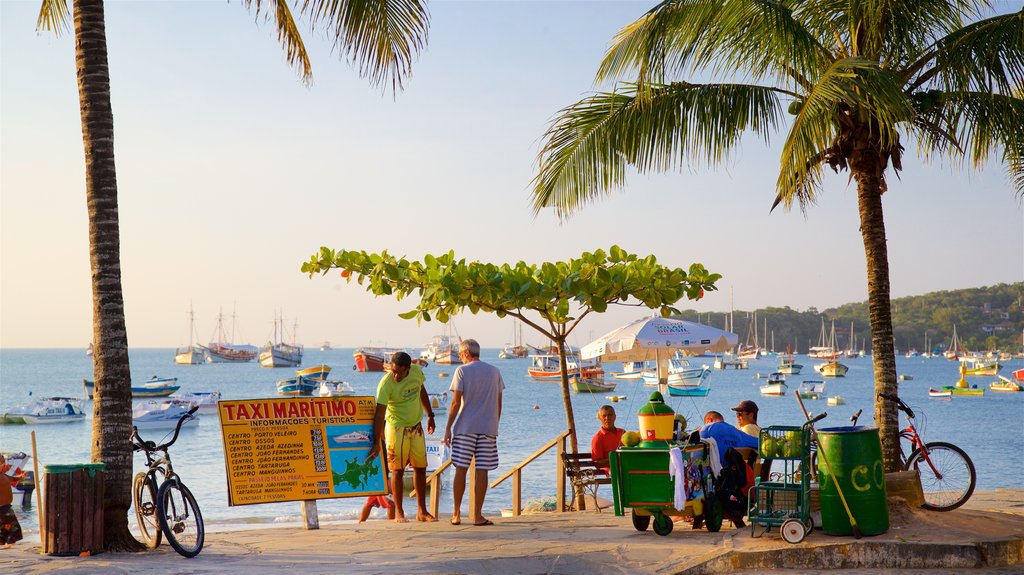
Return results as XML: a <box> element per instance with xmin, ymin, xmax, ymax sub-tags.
<box><xmin>450</xmin><ymin>433</ymin><xmax>499</xmax><ymax>471</ymax></box>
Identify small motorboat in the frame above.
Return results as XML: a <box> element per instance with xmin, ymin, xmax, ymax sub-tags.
<box><xmin>815</xmin><ymin>361</ymin><xmax>849</xmax><ymax>378</ymax></box>
<box><xmin>989</xmin><ymin>376</ymin><xmax>1023</xmax><ymax>392</ymax></box>
<box><xmin>570</xmin><ymin>377</ymin><xmax>617</xmax><ymax>393</ymax></box>
<box><xmin>83</xmin><ymin>376</ymin><xmax>180</xmax><ymax>399</ymax></box>
<box><xmin>797</xmin><ymin>381</ymin><xmax>826</xmax><ymax>400</ymax></box>
<box><xmin>296</xmin><ymin>364</ymin><xmax>332</xmax><ymax>381</ymax></box>
<box><xmin>826</xmin><ymin>395</ymin><xmax>847</xmax><ymax>406</ymax></box>
<box><xmin>428</xmin><ymin>391</ymin><xmax>450</xmax><ymax>413</ymax></box>
<box><xmin>899</xmin><ymin>374</ymin><xmax>913</xmax><ymax>381</ymax></box>
<box><xmin>759</xmin><ymin>372</ymin><xmax>787</xmax><ymax>396</ymax></box>
<box><xmin>13</xmin><ymin>397</ymin><xmax>86</xmax><ymax>425</ymax></box>
<box><xmin>318</xmin><ymin>380</ymin><xmax>355</xmax><ymax>397</ymax></box>
<box><xmin>276</xmin><ymin>376</ymin><xmax>318</xmax><ymax>396</ymax></box>
<box><xmin>943</xmin><ymin>385</ymin><xmax>984</xmax><ymax>397</ymax></box>
<box><xmin>175</xmin><ymin>390</ymin><xmax>222</xmax><ymax>410</ymax></box>
<box><xmin>132</xmin><ymin>400</ymin><xmax>200</xmax><ymax>430</ymax></box>
<box><xmin>928</xmin><ymin>388</ymin><xmax>953</xmax><ymax>399</ymax></box>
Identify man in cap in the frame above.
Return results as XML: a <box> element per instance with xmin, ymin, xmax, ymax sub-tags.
<box><xmin>731</xmin><ymin>400</ymin><xmax>761</xmax><ymax>437</ymax></box>
<box><xmin>367</xmin><ymin>351</ymin><xmax>437</xmax><ymax>523</ymax></box>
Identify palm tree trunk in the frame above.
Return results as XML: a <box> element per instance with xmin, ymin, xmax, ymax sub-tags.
<box><xmin>73</xmin><ymin>0</ymin><xmax>142</xmax><ymax>551</ymax></box>
<box><xmin>853</xmin><ymin>158</ymin><xmax>901</xmax><ymax>473</ymax></box>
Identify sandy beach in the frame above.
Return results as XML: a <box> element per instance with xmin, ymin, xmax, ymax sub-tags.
<box><xmin>2</xmin><ymin>488</ymin><xmax>1021</xmax><ymax>574</ymax></box>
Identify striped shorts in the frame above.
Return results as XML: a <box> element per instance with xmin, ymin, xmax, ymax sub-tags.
<box><xmin>450</xmin><ymin>433</ymin><xmax>499</xmax><ymax>471</ymax></box>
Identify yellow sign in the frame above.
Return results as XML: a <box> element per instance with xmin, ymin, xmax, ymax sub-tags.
<box><xmin>218</xmin><ymin>396</ymin><xmax>386</xmax><ymax>506</ymax></box>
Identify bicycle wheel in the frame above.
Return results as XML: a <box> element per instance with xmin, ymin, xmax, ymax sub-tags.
<box><xmin>905</xmin><ymin>441</ymin><xmax>976</xmax><ymax>511</ymax></box>
<box><xmin>133</xmin><ymin>471</ymin><xmax>162</xmax><ymax>548</ymax></box>
<box><xmin>156</xmin><ymin>479</ymin><xmax>205</xmax><ymax>558</ymax></box>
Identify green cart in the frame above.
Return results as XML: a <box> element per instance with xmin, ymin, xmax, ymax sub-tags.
<box><xmin>746</xmin><ymin>415</ymin><xmax>823</xmax><ymax>543</ymax></box>
<box><xmin>610</xmin><ymin>442</ymin><xmax>722</xmax><ymax>536</ymax></box>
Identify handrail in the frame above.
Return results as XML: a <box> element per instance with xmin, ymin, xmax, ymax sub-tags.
<box><xmin>490</xmin><ymin>430</ymin><xmax>571</xmax><ymax>487</ymax></box>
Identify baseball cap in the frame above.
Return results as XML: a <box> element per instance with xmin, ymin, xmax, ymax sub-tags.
<box><xmin>731</xmin><ymin>400</ymin><xmax>759</xmax><ymax>414</ymax></box>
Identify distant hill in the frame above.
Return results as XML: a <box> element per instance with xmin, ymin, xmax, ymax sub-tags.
<box><xmin>676</xmin><ymin>282</ymin><xmax>1023</xmax><ymax>354</ymax></box>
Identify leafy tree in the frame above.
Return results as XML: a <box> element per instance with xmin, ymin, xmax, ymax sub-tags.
<box><xmin>36</xmin><ymin>0</ymin><xmax>428</xmax><ymax>550</ymax></box>
<box><xmin>302</xmin><ymin>246</ymin><xmax>719</xmax><ymax>456</ymax></box>
<box><xmin>529</xmin><ymin>0</ymin><xmax>1023</xmax><ymax>471</ymax></box>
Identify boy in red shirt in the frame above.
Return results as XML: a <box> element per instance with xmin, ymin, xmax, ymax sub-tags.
<box><xmin>591</xmin><ymin>405</ymin><xmax>625</xmax><ymax>475</ymax></box>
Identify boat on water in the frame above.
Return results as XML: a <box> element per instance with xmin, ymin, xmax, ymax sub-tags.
<box><xmin>928</xmin><ymin>387</ymin><xmax>953</xmax><ymax>398</ymax></box>
<box><xmin>428</xmin><ymin>392</ymin><xmax>450</xmax><ymax>413</ymax></box>
<box><xmin>942</xmin><ymin>385</ymin><xmax>984</xmax><ymax>397</ymax></box>
<box><xmin>759</xmin><ymin>372</ymin><xmax>787</xmax><ymax>396</ymax></box>
<box><xmin>815</xmin><ymin>360</ymin><xmax>849</xmax><ymax>377</ymax></box>
<box><xmin>826</xmin><ymin>395</ymin><xmax>847</xmax><ymax>406</ymax></box>
<box><xmin>3</xmin><ymin>397</ymin><xmax>86</xmax><ymax>425</ymax></box>
<box><xmin>1013</xmin><ymin>368</ymin><xmax>1024</xmax><ymax>383</ymax></box>
<box><xmin>320</xmin><ymin>341</ymin><xmax>332</xmax><ymax>351</ymax></box>
<box><xmin>174</xmin><ymin>304</ymin><xmax>204</xmax><ymax>365</ymax></box>
<box><xmin>944</xmin><ymin>325</ymin><xmax>965</xmax><ymax>360</ymax></box>
<box><xmin>570</xmin><ymin>377</ymin><xmax>617</xmax><ymax>393</ymax></box>
<box><xmin>808</xmin><ymin>318</ymin><xmax>841</xmax><ymax>359</ymax></box>
<box><xmin>989</xmin><ymin>376</ymin><xmax>1022</xmax><ymax>392</ymax></box>
<box><xmin>176</xmin><ymin>391</ymin><xmax>222</xmax><ymax>410</ymax></box>
<box><xmin>641</xmin><ymin>359</ymin><xmax>709</xmax><ymax>388</ymax></box>
<box><xmin>611</xmin><ymin>361</ymin><xmax>649</xmax><ymax>380</ymax></box>
<box><xmin>960</xmin><ymin>357</ymin><xmax>1001</xmax><ymax>376</ymax></box>
<box><xmin>276</xmin><ymin>376</ymin><xmax>319</xmax><ymax>396</ymax></box>
<box><xmin>83</xmin><ymin>376</ymin><xmax>180</xmax><ymax>399</ymax></box>
<box><xmin>259</xmin><ymin>313</ymin><xmax>303</xmax><ymax>367</ymax></box>
<box><xmin>133</xmin><ymin>400</ymin><xmax>200</xmax><ymax>430</ymax></box>
<box><xmin>527</xmin><ymin>354</ymin><xmax>602</xmax><ymax>380</ymax></box>
<box><xmin>667</xmin><ymin>383</ymin><xmax>711</xmax><ymax>397</ymax></box>
<box><xmin>422</xmin><ymin>331</ymin><xmax>462</xmax><ymax>365</ymax></box>
<box><xmin>317</xmin><ymin>380</ymin><xmax>355</xmax><ymax>397</ymax></box>
<box><xmin>203</xmin><ymin>310</ymin><xmax>257</xmax><ymax>363</ymax></box>
<box><xmin>797</xmin><ymin>381</ymin><xmax>826</xmax><ymax>400</ymax></box>
<box><xmin>297</xmin><ymin>364</ymin><xmax>332</xmax><ymax>381</ymax></box>
<box><xmin>777</xmin><ymin>352</ymin><xmax>803</xmax><ymax>375</ymax></box>
<box><xmin>354</xmin><ymin>346</ymin><xmax>404</xmax><ymax>372</ymax></box>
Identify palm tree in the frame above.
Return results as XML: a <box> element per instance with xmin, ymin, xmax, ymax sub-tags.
<box><xmin>531</xmin><ymin>0</ymin><xmax>1022</xmax><ymax>471</ymax></box>
<box><xmin>36</xmin><ymin>0</ymin><xmax>428</xmax><ymax>550</ymax></box>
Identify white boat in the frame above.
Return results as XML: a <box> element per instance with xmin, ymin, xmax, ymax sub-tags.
<box><xmin>928</xmin><ymin>388</ymin><xmax>953</xmax><ymax>399</ymax></box>
<box><xmin>422</xmin><ymin>331</ymin><xmax>461</xmax><ymax>365</ymax></box>
<box><xmin>611</xmin><ymin>361</ymin><xmax>649</xmax><ymax>380</ymax></box>
<box><xmin>318</xmin><ymin>380</ymin><xmax>356</xmax><ymax>397</ymax></box>
<box><xmin>16</xmin><ymin>397</ymin><xmax>86</xmax><ymax>425</ymax></box>
<box><xmin>132</xmin><ymin>400</ymin><xmax>200</xmax><ymax>430</ymax></box>
<box><xmin>320</xmin><ymin>341</ymin><xmax>332</xmax><ymax>351</ymax></box>
<box><xmin>759</xmin><ymin>372</ymin><xmax>788</xmax><ymax>396</ymax></box>
<box><xmin>989</xmin><ymin>376</ymin><xmax>1022</xmax><ymax>392</ymax></box>
<box><xmin>642</xmin><ymin>359</ymin><xmax>710</xmax><ymax>387</ymax></box>
<box><xmin>260</xmin><ymin>314</ymin><xmax>303</xmax><ymax>367</ymax></box>
<box><xmin>202</xmin><ymin>309</ymin><xmax>257</xmax><ymax>363</ymax></box>
<box><xmin>797</xmin><ymin>381</ymin><xmax>826</xmax><ymax>400</ymax></box>
<box><xmin>815</xmin><ymin>360</ymin><xmax>849</xmax><ymax>377</ymax></box>
<box><xmin>944</xmin><ymin>325</ymin><xmax>965</xmax><ymax>360</ymax></box>
<box><xmin>174</xmin><ymin>304</ymin><xmax>204</xmax><ymax>365</ymax></box>
<box><xmin>827</xmin><ymin>395</ymin><xmax>847</xmax><ymax>406</ymax></box>
<box><xmin>777</xmin><ymin>354</ymin><xmax>803</xmax><ymax>375</ymax></box>
<box><xmin>428</xmin><ymin>392</ymin><xmax>450</xmax><ymax>413</ymax></box>
<box><xmin>808</xmin><ymin>318</ymin><xmax>841</xmax><ymax>359</ymax></box>
<box><xmin>332</xmin><ymin>430</ymin><xmax>372</xmax><ymax>445</ymax></box>
<box><xmin>175</xmin><ymin>391</ymin><xmax>221</xmax><ymax>410</ymax></box>
<box><xmin>83</xmin><ymin>376</ymin><xmax>180</xmax><ymax>399</ymax></box>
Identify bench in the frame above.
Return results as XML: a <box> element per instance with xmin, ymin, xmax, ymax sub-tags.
<box><xmin>561</xmin><ymin>452</ymin><xmax>612</xmax><ymax>512</ymax></box>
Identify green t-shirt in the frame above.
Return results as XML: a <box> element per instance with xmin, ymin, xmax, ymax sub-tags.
<box><xmin>375</xmin><ymin>364</ymin><xmax>426</xmax><ymax>427</ymax></box>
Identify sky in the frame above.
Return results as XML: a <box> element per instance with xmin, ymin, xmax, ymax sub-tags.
<box><xmin>2</xmin><ymin>0</ymin><xmax>1022</xmax><ymax>350</ymax></box>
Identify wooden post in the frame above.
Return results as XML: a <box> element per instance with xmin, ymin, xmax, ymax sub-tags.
<box><xmin>512</xmin><ymin>470</ymin><xmax>521</xmax><ymax>517</ymax></box>
<box><xmin>301</xmin><ymin>500</ymin><xmax>319</xmax><ymax>530</ymax></box>
<box><xmin>428</xmin><ymin>475</ymin><xmax>440</xmax><ymax>519</ymax></box>
<box><xmin>556</xmin><ymin>438</ymin><xmax>566</xmax><ymax>512</ymax></box>
<box><xmin>31</xmin><ymin>432</ymin><xmax>43</xmax><ymax>529</ymax></box>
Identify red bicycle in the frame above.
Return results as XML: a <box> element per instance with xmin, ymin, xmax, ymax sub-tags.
<box><xmin>878</xmin><ymin>393</ymin><xmax>976</xmax><ymax>511</ymax></box>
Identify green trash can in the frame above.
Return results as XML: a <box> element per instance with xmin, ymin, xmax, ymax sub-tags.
<box><xmin>816</xmin><ymin>426</ymin><xmax>888</xmax><ymax>536</ymax></box>
<box><xmin>42</xmin><ymin>463</ymin><xmax>106</xmax><ymax>556</ymax></box>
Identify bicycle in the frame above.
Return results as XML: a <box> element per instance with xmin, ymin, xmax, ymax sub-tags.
<box><xmin>130</xmin><ymin>404</ymin><xmax>205</xmax><ymax>558</ymax></box>
<box><xmin>878</xmin><ymin>392</ymin><xmax>976</xmax><ymax>511</ymax></box>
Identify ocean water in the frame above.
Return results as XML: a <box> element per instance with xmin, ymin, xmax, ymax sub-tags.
<box><xmin>1</xmin><ymin>347</ymin><xmax>1022</xmax><ymax>537</ymax></box>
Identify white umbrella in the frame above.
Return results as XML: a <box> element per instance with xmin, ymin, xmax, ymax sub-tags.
<box><xmin>581</xmin><ymin>316</ymin><xmax>739</xmax><ymax>390</ymax></box>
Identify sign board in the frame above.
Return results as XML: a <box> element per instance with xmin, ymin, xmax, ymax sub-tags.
<box><xmin>218</xmin><ymin>396</ymin><xmax>386</xmax><ymax>506</ymax></box>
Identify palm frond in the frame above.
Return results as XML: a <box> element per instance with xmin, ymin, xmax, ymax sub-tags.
<box><xmin>36</xmin><ymin>0</ymin><xmax>70</xmax><ymax>35</ymax></box>
<box><xmin>531</xmin><ymin>82</ymin><xmax>784</xmax><ymax>218</ymax></box>
<box><xmin>299</xmin><ymin>0</ymin><xmax>429</xmax><ymax>94</ymax></box>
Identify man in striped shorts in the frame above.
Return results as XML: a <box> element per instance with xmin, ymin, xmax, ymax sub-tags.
<box><xmin>443</xmin><ymin>339</ymin><xmax>504</xmax><ymax>526</ymax></box>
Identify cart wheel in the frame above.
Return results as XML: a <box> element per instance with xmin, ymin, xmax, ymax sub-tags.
<box><xmin>803</xmin><ymin>515</ymin><xmax>814</xmax><ymax>533</ymax></box>
<box><xmin>652</xmin><ymin>513</ymin><xmax>674</xmax><ymax>536</ymax></box>
<box><xmin>631</xmin><ymin>509</ymin><xmax>650</xmax><ymax>532</ymax></box>
<box><xmin>704</xmin><ymin>498</ymin><xmax>724</xmax><ymax>533</ymax></box>
<box><xmin>781</xmin><ymin>519</ymin><xmax>806</xmax><ymax>544</ymax></box>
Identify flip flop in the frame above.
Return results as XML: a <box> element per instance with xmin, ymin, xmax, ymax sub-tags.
<box><xmin>472</xmin><ymin>519</ymin><xmax>494</xmax><ymax>526</ymax></box>
<box><xmin>449</xmin><ymin>518</ymin><xmax>461</xmax><ymax>526</ymax></box>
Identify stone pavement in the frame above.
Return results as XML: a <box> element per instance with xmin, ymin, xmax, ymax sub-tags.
<box><xmin>2</xmin><ymin>489</ymin><xmax>1022</xmax><ymax>575</ymax></box>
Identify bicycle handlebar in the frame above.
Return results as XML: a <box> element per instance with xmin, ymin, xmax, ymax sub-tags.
<box><xmin>878</xmin><ymin>393</ymin><xmax>914</xmax><ymax>419</ymax></box>
<box><xmin>132</xmin><ymin>405</ymin><xmax>199</xmax><ymax>453</ymax></box>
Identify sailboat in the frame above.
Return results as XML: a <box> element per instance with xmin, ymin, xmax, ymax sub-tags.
<box><xmin>499</xmin><ymin>319</ymin><xmax>529</xmax><ymax>359</ymax></box>
<box><xmin>844</xmin><ymin>322</ymin><xmax>858</xmax><ymax>358</ymax></box>
<box><xmin>814</xmin><ymin>321</ymin><xmax>848</xmax><ymax>377</ymax></box>
<box><xmin>203</xmin><ymin>309</ymin><xmax>257</xmax><ymax>363</ymax></box>
<box><xmin>737</xmin><ymin>312</ymin><xmax>760</xmax><ymax>360</ymax></box>
<box><xmin>808</xmin><ymin>318</ymin><xmax>839</xmax><ymax>359</ymax></box>
<box><xmin>777</xmin><ymin>346</ymin><xmax>803</xmax><ymax>375</ymax></box>
<box><xmin>943</xmin><ymin>325</ymin><xmax>965</xmax><ymax>360</ymax></box>
<box><xmin>174</xmin><ymin>304</ymin><xmax>204</xmax><ymax>365</ymax></box>
<box><xmin>259</xmin><ymin>313</ymin><xmax>303</xmax><ymax>368</ymax></box>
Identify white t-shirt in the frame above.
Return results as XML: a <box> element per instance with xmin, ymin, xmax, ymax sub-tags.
<box><xmin>450</xmin><ymin>361</ymin><xmax>504</xmax><ymax>436</ymax></box>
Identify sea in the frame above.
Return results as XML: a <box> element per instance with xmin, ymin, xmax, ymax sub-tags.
<box><xmin>1</xmin><ymin>347</ymin><xmax>1022</xmax><ymax>538</ymax></box>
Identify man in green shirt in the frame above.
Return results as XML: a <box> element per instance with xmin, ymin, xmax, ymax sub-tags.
<box><xmin>367</xmin><ymin>352</ymin><xmax>437</xmax><ymax>522</ymax></box>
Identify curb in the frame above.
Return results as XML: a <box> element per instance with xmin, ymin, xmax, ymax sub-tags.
<box><xmin>676</xmin><ymin>538</ymin><xmax>1024</xmax><ymax>574</ymax></box>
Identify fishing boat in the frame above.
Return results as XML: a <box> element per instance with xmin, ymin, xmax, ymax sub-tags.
<box><xmin>960</xmin><ymin>357</ymin><xmax>1001</xmax><ymax>376</ymax></box>
<box><xmin>815</xmin><ymin>360</ymin><xmax>849</xmax><ymax>377</ymax></box>
<box><xmin>176</xmin><ymin>391</ymin><xmax>222</xmax><ymax>410</ymax></box>
<box><xmin>570</xmin><ymin>377</ymin><xmax>617</xmax><ymax>393</ymax></box>
<box><xmin>297</xmin><ymin>364</ymin><xmax>332</xmax><ymax>381</ymax></box>
<box><xmin>797</xmin><ymin>381</ymin><xmax>826</xmax><ymax>400</ymax></box>
<box><xmin>317</xmin><ymin>380</ymin><xmax>356</xmax><ymax>397</ymax></box>
<box><xmin>759</xmin><ymin>372</ymin><xmax>787</xmax><ymax>396</ymax></box>
<box><xmin>943</xmin><ymin>385</ymin><xmax>984</xmax><ymax>397</ymax></box>
<box><xmin>276</xmin><ymin>376</ymin><xmax>319</xmax><ymax>396</ymax></box>
<box><xmin>259</xmin><ymin>313</ymin><xmax>303</xmax><ymax>367</ymax></box>
<box><xmin>15</xmin><ymin>397</ymin><xmax>86</xmax><ymax>425</ymax></box>
<box><xmin>826</xmin><ymin>395</ymin><xmax>847</xmax><ymax>406</ymax></box>
<box><xmin>1014</xmin><ymin>368</ymin><xmax>1024</xmax><ymax>383</ymax></box>
<box><xmin>777</xmin><ymin>350</ymin><xmax>803</xmax><ymax>375</ymax></box>
<box><xmin>174</xmin><ymin>305</ymin><xmax>204</xmax><ymax>365</ymax></box>
<box><xmin>83</xmin><ymin>376</ymin><xmax>180</xmax><ymax>399</ymax></box>
<box><xmin>202</xmin><ymin>310</ymin><xmax>257</xmax><ymax>363</ymax></box>
<box><xmin>667</xmin><ymin>383</ymin><xmax>711</xmax><ymax>397</ymax></box>
<box><xmin>354</xmin><ymin>346</ymin><xmax>403</xmax><ymax>372</ymax></box>
<box><xmin>989</xmin><ymin>376</ymin><xmax>1023</xmax><ymax>392</ymax></box>
<box><xmin>943</xmin><ymin>325</ymin><xmax>965</xmax><ymax>360</ymax></box>
<box><xmin>422</xmin><ymin>330</ymin><xmax>461</xmax><ymax>365</ymax></box>
<box><xmin>133</xmin><ymin>400</ymin><xmax>200</xmax><ymax>430</ymax></box>
<box><xmin>320</xmin><ymin>341</ymin><xmax>332</xmax><ymax>351</ymax></box>
<box><xmin>527</xmin><ymin>354</ymin><xmax>580</xmax><ymax>379</ymax></box>
<box><xmin>928</xmin><ymin>387</ymin><xmax>953</xmax><ymax>399</ymax></box>
<box><xmin>428</xmin><ymin>392</ymin><xmax>450</xmax><ymax>413</ymax></box>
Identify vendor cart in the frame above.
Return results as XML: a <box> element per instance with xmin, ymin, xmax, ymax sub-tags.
<box><xmin>746</xmin><ymin>413</ymin><xmax>824</xmax><ymax>543</ymax></box>
<box><xmin>609</xmin><ymin>441</ymin><xmax>722</xmax><ymax>536</ymax></box>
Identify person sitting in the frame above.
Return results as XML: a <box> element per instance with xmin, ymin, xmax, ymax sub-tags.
<box><xmin>698</xmin><ymin>411</ymin><xmax>759</xmax><ymax>467</ymax></box>
<box><xmin>697</xmin><ymin>412</ymin><xmax>757</xmax><ymax>529</ymax></box>
<box><xmin>731</xmin><ymin>400</ymin><xmax>765</xmax><ymax>476</ymax></box>
<box><xmin>591</xmin><ymin>405</ymin><xmax>625</xmax><ymax>475</ymax></box>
